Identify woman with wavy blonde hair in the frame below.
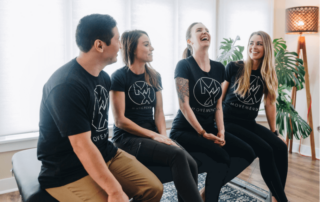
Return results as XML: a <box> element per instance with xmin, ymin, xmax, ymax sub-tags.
<box><xmin>221</xmin><ymin>31</ymin><xmax>289</xmax><ymax>202</ymax></box>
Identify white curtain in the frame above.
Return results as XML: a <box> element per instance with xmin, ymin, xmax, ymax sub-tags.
<box><xmin>0</xmin><ymin>0</ymin><xmax>218</xmax><ymax>136</ymax></box>
<box><xmin>0</xmin><ymin>0</ymin><xmax>69</xmax><ymax>136</ymax></box>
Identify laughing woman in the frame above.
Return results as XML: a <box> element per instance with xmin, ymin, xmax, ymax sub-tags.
<box><xmin>110</xmin><ymin>30</ymin><xmax>203</xmax><ymax>202</ymax></box>
<box><xmin>169</xmin><ymin>22</ymin><xmax>255</xmax><ymax>202</ymax></box>
<box><xmin>221</xmin><ymin>31</ymin><xmax>288</xmax><ymax>202</ymax></box>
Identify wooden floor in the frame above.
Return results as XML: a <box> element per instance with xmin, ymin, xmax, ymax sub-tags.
<box><xmin>237</xmin><ymin>153</ymin><xmax>319</xmax><ymax>202</ymax></box>
<box><xmin>0</xmin><ymin>153</ymin><xmax>318</xmax><ymax>202</ymax></box>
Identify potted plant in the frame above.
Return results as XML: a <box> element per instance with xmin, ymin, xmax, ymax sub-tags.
<box><xmin>217</xmin><ymin>36</ymin><xmax>311</xmax><ymax>140</ymax></box>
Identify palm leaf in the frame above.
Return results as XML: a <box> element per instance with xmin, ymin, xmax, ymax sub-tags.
<box><xmin>273</xmin><ymin>38</ymin><xmax>287</xmax><ymax>55</ymax></box>
<box><xmin>273</xmin><ymin>38</ymin><xmax>311</xmax><ymax>139</ymax></box>
<box><xmin>273</xmin><ymin>39</ymin><xmax>305</xmax><ymax>90</ymax></box>
<box><xmin>217</xmin><ymin>36</ymin><xmax>244</xmax><ymax>66</ymax></box>
<box><xmin>276</xmin><ymin>89</ymin><xmax>312</xmax><ymax>139</ymax></box>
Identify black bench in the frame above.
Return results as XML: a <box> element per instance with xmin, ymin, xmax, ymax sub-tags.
<box><xmin>12</xmin><ymin>148</ymin><xmax>270</xmax><ymax>202</ymax></box>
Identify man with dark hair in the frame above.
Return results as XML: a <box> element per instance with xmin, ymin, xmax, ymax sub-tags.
<box><xmin>38</xmin><ymin>14</ymin><xmax>163</xmax><ymax>202</ymax></box>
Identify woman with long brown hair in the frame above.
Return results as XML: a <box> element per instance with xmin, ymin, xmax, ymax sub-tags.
<box><xmin>169</xmin><ymin>22</ymin><xmax>255</xmax><ymax>202</ymax></box>
<box><xmin>221</xmin><ymin>31</ymin><xmax>289</xmax><ymax>202</ymax></box>
<box><xmin>110</xmin><ymin>30</ymin><xmax>203</xmax><ymax>202</ymax></box>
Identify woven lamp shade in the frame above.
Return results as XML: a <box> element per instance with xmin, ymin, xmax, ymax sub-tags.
<box><xmin>286</xmin><ymin>6</ymin><xmax>319</xmax><ymax>34</ymax></box>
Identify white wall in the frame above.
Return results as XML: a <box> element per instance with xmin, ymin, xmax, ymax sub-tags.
<box><xmin>274</xmin><ymin>0</ymin><xmax>319</xmax><ymax>151</ymax></box>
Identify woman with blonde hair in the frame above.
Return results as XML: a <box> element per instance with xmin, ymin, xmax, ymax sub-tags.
<box><xmin>221</xmin><ymin>31</ymin><xmax>289</xmax><ymax>202</ymax></box>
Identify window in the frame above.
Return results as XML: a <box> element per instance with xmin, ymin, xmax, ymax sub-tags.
<box><xmin>0</xmin><ymin>0</ymin><xmax>218</xmax><ymax>136</ymax></box>
<box><xmin>217</xmin><ymin>0</ymin><xmax>274</xmax><ymax>59</ymax></box>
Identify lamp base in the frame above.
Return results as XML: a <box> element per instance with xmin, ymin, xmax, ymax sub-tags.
<box><xmin>286</xmin><ymin>35</ymin><xmax>316</xmax><ymax>160</ymax></box>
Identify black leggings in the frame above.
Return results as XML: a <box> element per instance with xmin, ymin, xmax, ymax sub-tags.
<box><xmin>114</xmin><ymin>135</ymin><xmax>202</xmax><ymax>202</ymax></box>
<box><xmin>225</xmin><ymin>121</ymin><xmax>288</xmax><ymax>202</ymax></box>
<box><xmin>170</xmin><ymin>125</ymin><xmax>255</xmax><ymax>202</ymax></box>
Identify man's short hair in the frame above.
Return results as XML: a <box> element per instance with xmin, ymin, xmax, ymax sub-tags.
<box><xmin>76</xmin><ymin>14</ymin><xmax>117</xmax><ymax>52</ymax></box>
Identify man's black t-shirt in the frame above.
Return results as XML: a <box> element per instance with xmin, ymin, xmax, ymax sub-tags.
<box><xmin>110</xmin><ymin>66</ymin><xmax>162</xmax><ymax>141</ymax></box>
<box><xmin>38</xmin><ymin>58</ymin><xmax>117</xmax><ymax>189</ymax></box>
<box><xmin>171</xmin><ymin>56</ymin><xmax>225</xmax><ymax>136</ymax></box>
<box><xmin>223</xmin><ymin>61</ymin><xmax>265</xmax><ymax>122</ymax></box>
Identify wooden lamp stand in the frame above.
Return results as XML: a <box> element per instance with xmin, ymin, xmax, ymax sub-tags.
<box><xmin>286</xmin><ymin>35</ymin><xmax>316</xmax><ymax>160</ymax></box>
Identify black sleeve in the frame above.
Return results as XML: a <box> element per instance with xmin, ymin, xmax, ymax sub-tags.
<box><xmin>110</xmin><ymin>70</ymin><xmax>125</xmax><ymax>92</ymax></box>
<box><xmin>174</xmin><ymin>59</ymin><xmax>189</xmax><ymax>79</ymax></box>
<box><xmin>225</xmin><ymin>62</ymin><xmax>234</xmax><ymax>82</ymax></box>
<box><xmin>45</xmin><ymin>83</ymin><xmax>91</xmax><ymax>137</ymax></box>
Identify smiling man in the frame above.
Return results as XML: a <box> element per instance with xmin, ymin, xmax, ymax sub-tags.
<box><xmin>37</xmin><ymin>14</ymin><xmax>163</xmax><ymax>202</ymax></box>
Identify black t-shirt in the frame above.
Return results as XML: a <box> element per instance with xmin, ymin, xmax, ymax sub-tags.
<box><xmin>38</xmin><ymin>58</ymin><xmax>117</xmax><ymax>189</ymax></box>
<box><xmin>171</xmin><ymin>56</ymin><xmax>225</xmax><ymax>134</ymax></box>
<box><xmin>110</xmin><ymin>66</ymin><xmax>162</xmax><ymax>141</ymax></box>
<box><xmin>223</xmin><ymin>61</ymin><xmax>265</xmax><ymax>122</ymax></box>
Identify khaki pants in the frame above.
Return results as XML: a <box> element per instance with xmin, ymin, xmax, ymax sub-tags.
<box><xmin>46</xmin><ymin>149</ymin><xmax>163</xmax><ymax>202</ymax></box>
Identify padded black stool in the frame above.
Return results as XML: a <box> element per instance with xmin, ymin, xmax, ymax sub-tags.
<box><xmin>12</xmin><ymin>148</ymin><xmax>270</xmax><ymax>202</ymax></box>
<box><xmin>12</xmin><ymin>148</ymin><xmax>57</xmax><ymax>202</ymax></box>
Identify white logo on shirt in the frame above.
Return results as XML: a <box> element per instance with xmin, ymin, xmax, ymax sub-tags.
<box><xmin>128</xmin><ymin>81</ymin><xmax>155</xmax><ymax>105</ymax></box>
<box><xmin>92</xmin><ymin>85</ymin><xmax>108</xmax><ymax>132</ymax></box>
<box><xmin>193</xmin><ymin>77</ymin><xmax>221</xmax><ymax>107</ymax></box>
<box><xmin>235</xmin><ymin>75</ymin><xmax>264</xmax><ymax>105</ymax></box>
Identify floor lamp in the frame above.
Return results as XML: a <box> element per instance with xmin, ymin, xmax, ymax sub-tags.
<box><xmin>285</xmin><ymin>6</ymin><xmax>319</xmax><ymax>160</ymax></box>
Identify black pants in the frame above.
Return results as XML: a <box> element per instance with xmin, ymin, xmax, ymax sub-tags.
<box><xmin>114</xmin><ymin>134</ymin><xmax>202</xmax><ymax>202</ymax></box>
<box><xmin>170</xmin><ymin>124</ymin><xmax>256</xmax><ymax>202</ymax></box>
<box><xmin>225</xmin><ymin>121</ymin><xmax>288</xmax><ymax>202</ymax></box>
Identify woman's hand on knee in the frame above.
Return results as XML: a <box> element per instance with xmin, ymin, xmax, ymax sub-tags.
<box><xmin>278</xmin><ymin>136</ymin><xmax>287</xmax><ymax>145</ymax></box>
<box><xmin>215</xmin><ymin>131</ymin><xmax>226</xmax><ymax>147</ymax></box>
<box><xmin>203</xmin><ymin>133</ymin><xmax>225</xmax><ymax>146</ymax></box>
<box><xmin>152</xmin><ymin>134</ymin><xmax>179</xmax><ymax>147</ymax></box>
<box><xmin>274</xmin><ymin>130</ymin><xmax>287</xmax><ymax>145</ymax></box>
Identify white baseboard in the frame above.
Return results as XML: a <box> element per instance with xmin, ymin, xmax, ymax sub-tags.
<box><xmin>292</xmin><ymin>142</ymin><xmax>320</xmax><ymax>158</ymax></box>
<box><xmin>0</xmin><ymin>177</ymin><xmax>18</xmax><ymax>195</ymax></box>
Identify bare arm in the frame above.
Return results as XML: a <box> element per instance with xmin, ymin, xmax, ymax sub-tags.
<box><xmin>215</xmin><ymin>83</ymin><xmax>225</xmax><ymax>134</ymax></box>
<box><xmin>154</xmin><ymin>91</ymin><xmax>167</xmax><ymax>136</ymax></box>
<box><xmin>175</xmin><ymin>77</ymin><xmax>224</xmax><ymax>143</ymax></box>
<box><xmin>264</xmin><ymin>93</ymin><xmax>277</xmax><ymax>132</ymax></box>
<box><xmin>265</xmin><ymin>94</ymin><xmax>286</xmax><ymax>144</ymax></box>
<box><xmin>214</xmin><ymin>94</ymin><xmax>224</xmax><ymax>133</ymax></box>
<box><xmin>221</xmin><ymin>81</ymin><xmax>230</xmax><ymax>101</ymax></box>
<box><xmin>69</xmin><ymin>132</ymin><xmax>128</xmax><ymax>201</ymax></box>
<box><xmin>111</xmin><ymin>90</ymin><xmax>157</xmax><ymax>138</ymax></box>
<box><xmin>176</xmin><ymin>77</ymin><xmax>203</xmax><ymax>133</ymax></box>
<box><xmin>214</xmin><ymin>94</ymin><xmax>225</xmax><ymax>141</ymax></box>
<box><xmin>110</xmin><ymin>90</ymin><xmax>172</xmax><ymax>145</ymax></box>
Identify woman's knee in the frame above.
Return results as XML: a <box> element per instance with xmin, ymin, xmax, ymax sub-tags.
<box><xmin>188</xmin><ymin>154</ymin><xmax>198</xmax><ymax>169</ymax></box>
<box><xmin>265</xmin><ymin>136</ymin><xmax>288</xmax><ymax>157</ymax></box>
<box><xmin>271</xmin><ymin>141</ymin><xmax>288</xmax><ymax>163</ymax></box>
<box><xmin>277</xmin><ymin>140</ymin><xmax>288</xmax><ymax>154</ymax></box>
<box><xmin>170</xmin><ymin>146</ymin><xmax>188</xmax><ymax>161</ymax></box>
